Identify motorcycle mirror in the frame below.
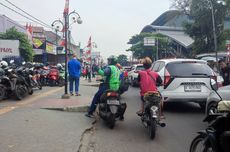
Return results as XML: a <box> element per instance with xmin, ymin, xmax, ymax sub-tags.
<box><xmin>10</xmin><ymin>60</ymin><xmax>14</xmax><ymax>64</ymax></box>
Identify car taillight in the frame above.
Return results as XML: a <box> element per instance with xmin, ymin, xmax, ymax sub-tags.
<box><xmin>124</xmin><ymin>71</ymin><xmax>128</xmax><ymax>78</ymax></box>
<box><xmin>164</xmin><ymin>69</ymin><xmax>173</xmax><ymax>89</ymax></box>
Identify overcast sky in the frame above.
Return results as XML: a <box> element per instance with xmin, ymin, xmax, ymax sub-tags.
<box><xmin>1</xmin><ymin>0</ymin><xmax>173</xmax><ymax>59</ymax></box>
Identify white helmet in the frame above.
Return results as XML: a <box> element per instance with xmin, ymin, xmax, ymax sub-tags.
<box><xmin>0</xmin><ymin>61</ymin><xmax>8</xmax><ymax>68</ymax></box>
<box><xmin>57</xmin><ymin>63</ymin><xmax>63</xmax><ymax>69</ymax></box>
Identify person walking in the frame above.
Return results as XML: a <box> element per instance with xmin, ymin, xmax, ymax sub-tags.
<box><xmin>68</xmin><ymin>54</ymin><xmax>81</xmax><ymax>96</ymax></box>
<box><xmin>219</xmin><ymin>59</ymin><xmax>230</xmax><ymax>86</ymax></box>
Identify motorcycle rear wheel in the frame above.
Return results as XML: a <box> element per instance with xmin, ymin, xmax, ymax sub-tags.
<box><xmin>108</xmin><ymin>114</ymin><xmax>116</xmax><ymax>129</ymax></box>
<box><xmin>149</xmin><ymin>117</ymin><xmax>157</xmax><ymax>140</ymax></box>
<box><xmin>189</xmin><ymin>134</ymin><xmax>213</xmax><ymax>152</ymax></box>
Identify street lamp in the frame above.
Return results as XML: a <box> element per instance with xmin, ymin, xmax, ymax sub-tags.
<box><xmin>206</xmin><ymin>0</ymin><xmax>226</xmax><ymax>72</ymax></box>
<box><xmin>51</xmin><ymin>10</ymin><xmax>82</xmax><ymax>99</ymax></box>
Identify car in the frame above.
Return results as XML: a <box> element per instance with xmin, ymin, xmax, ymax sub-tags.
<box><xmin>128</xmin><ymin>64</ymin><xmax>144</xmax><ymax>86</ymax></box>
<box><xmin>123</xmin><ymin>66</ymin><xmax>132</xmax><ymax>72</ymax></box>
<box><xmin>151</xmin><ymin>58</ymin><xmax>218</xmax><ymax>109</ymax></box>
<box><xmin>205</xmin><ymin>85</ymin><xmax>230</xmax><ymax>115</ymax></box>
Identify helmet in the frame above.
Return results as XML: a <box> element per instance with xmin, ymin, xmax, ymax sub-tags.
<box><xmin>56</xmin><ymin>63</ymin><xmax>63</xmax><ymax>70</ymax></box>
<box><xmin>107</xmin><ymin>55</ymin><xmax>117</xmax><ymax>65</ymax></box>
<box><xmin>116</xmin><ymin>63</ymin><xmax>122</xmax><ymax>69</ymax></box>
<box><xmin>0</xmin><ymin>61</ymin><xmax>8</xmax><ymax>68</ymax></box>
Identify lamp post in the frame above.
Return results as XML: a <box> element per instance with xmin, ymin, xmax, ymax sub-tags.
<box><xmin>206</xmin><ymin>0</ymin><xmax>226</xmax><ymax>72</ymax></box>
<box><xmin>51</xmin><ymin>10</ymin><xmax>82</xmax><ymax>99</ymax></box>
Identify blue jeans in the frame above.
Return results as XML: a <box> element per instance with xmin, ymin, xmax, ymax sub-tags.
<box><xmin>88</xmin><ymin>83</ymin><xmax>108</xmax><ymax>114</ymax></box>
<box><xmin>69</xmin><ymin>76</ymin><xmax>80</xmax><ymax>94</ymax></box>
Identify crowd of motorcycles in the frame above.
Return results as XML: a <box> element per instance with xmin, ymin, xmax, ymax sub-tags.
<box><xmin>0</xmin><ymin>60</ymin><xmax>65</xmax><ymax>101</ymax></box>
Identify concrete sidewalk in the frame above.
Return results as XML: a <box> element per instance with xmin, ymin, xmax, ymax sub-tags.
<box><xmin>32</xmin><ymin>77</ymin><xmax>100</xmax><ymax>113</ymax></box>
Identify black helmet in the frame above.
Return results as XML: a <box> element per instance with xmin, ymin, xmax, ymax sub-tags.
<box><xmin>107</xmin><ymin>55</ymin><xmax>118</xmax><ymax>65</ymax></box>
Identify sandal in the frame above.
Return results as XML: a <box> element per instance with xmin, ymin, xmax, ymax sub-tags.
<box><xmin>75</xmin><ymin>93</ymin><xmax>81</xmax><ymax>96</ymax></box>
<box><xmin>136</xmin><ymin>110</ymin><xmax>143</xmax><ymax>116</ymax></box>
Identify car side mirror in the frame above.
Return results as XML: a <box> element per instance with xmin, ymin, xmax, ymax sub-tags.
<box><xmin>211</xmin><ymin>79</ymin><xmax>218</xmax><ymax>91</ymax></box>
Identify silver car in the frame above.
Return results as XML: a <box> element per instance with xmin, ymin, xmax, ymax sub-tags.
<box><xmin>151</xmin><ymin>59</ymin><xmax>217</xmax><ymax>109</ymax></box>
<box><xmin>206</xmin><ymin>85</ymin><xmax>230</xmax><ymax>115</ymax></box>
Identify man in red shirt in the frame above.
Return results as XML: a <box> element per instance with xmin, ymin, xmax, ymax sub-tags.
<box><xmin>137</xmin><ymin>57</ymin><xmax>164</xmax><ymax>118</ymax></box>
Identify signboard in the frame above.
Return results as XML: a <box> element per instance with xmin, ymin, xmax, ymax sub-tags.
<box><xmin>0</xmin><ymin>40</ymin><xmax>20</xmax><ymax>59</ymax></box>
<box><xmin>46</xmin><ymin>42</ymin><xmax>56</xmax><ymax>55</ymax></box>
<box><xmin>144</xmin><ymin>37</ymin><xmax>155</xmax><ymax>46</ymax></box>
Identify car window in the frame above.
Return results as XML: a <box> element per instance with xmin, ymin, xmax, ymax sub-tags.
<box><xmin>166</xmin><ymin>62</ymin><xmax>213</xmax><ymax>76</ymax></box>
<box><xmin>136</xmin><ymin>66</ymin><xmax>144</xmax><ymax>71</ymax></box>
<box><xmin>152</xmin><ymin>62</ymin><xmax>160</xmax><ymax>72</ymax></box>
<box><xmin>157</xmin><ymin>61</ymin><xmax>165</xmax><ymax>72</ymax></box>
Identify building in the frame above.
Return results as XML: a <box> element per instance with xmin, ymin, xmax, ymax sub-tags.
<box><xmin>0</xmin><ymin>14</ymin><xmax>26</xmax><ymax>33</ymax></box>
<box><xmin>140</xmin><ymin>10</ymin><xmax>230</xmax><ymax>58</ymax></box>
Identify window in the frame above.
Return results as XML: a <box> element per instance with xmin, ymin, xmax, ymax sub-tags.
<box><xmin>157</xmin><ymin>61</ymin><xmax>165</xmax><ymax>72</ymax></box>
<box><xmin>152</xmin><ymin>62</ymin><xmax>160</xmax><ymax>72</ymax></box>
<box><xmin>166</xmin><ymin>62</ymin><xmax>213</xmax><ymax>76</ymax></box>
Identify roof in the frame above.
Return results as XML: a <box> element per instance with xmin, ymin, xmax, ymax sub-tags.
<box><xmin>157</xmin><ymin>30</ymin><xmax>194</xmax><ymax>48</ymax></box>
<box><xmin>157</xmin><ymin>58</ymin><xmax>207</xmax><ymax>64</ymax></box>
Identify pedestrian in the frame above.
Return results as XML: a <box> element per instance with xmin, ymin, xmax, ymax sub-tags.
<box><xmin>68</xmin><ymin>54</ymin><xmax>81</xmax><ymax>96</ymax></box>
<box><xmin>218</xmin><ymin>59</ymin><xmax>230</xmax><ymax>86</ymax></box>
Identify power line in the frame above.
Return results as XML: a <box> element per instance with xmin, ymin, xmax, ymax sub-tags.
<box><xmin>4</xmin><ymin>0</ymin><xmax>52</xmax><ymax>28</ymax></box>
<box><xmin>0</xmin><ymin>2</ymin><xmax>51</xmax><ymax>29</ymax></box>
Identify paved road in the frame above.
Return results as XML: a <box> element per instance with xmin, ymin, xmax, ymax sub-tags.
<box><xmin>87</xmin><ymin>86</ymin><xmax>206</xmax><ymax>152</ymax></box>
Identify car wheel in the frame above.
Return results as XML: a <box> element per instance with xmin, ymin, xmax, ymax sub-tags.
<box><xmin>198</xmin><ymin>102</ymin><xmax>206</xmax><ymax>111</ymax></box>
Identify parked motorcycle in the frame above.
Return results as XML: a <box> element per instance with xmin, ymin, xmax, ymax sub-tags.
<box><xmin>98</xmin><ymin>84</ymin><xmax>127</xmax><ymax>129</ymax></box>
<box><xmin>47</xmin><ymin>67</ymin><xmax>59</xmax><ymax>87</ymax></box>
<box><xmin>138</xmin><ymin>91</ymin><xmax>166</xmax><ymax>140</ymax></box>
<box><xmin>29</xmin><ymin>66</ymin><xmax>42</xmax><ymax>90</ymax></box>
<box><xmin>190</xmin><ymin>111</ymin><xmax>230</xmax><ymax>152</ymax></box>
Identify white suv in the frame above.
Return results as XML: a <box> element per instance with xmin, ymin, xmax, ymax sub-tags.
<box><xmin>128</xmin><ymin>64</ymin><xmax>144</xmax><ymax>86</ymax></box>
<box><xmin>151</xmin><ymin>59</ymin><xmax>217</xmax><ymax>109</ymax></box>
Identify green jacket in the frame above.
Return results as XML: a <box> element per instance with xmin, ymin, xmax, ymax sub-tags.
<box><xmin>98</xmin><ymin>65</ymin><xmax>120</xmax><ymax>90</ymax></box>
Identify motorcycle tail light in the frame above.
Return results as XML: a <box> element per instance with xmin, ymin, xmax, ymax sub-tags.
<box><xmin>107</xmin><ymin>92</ymin><xmax>118</xmax><ymax>97</ymax></box>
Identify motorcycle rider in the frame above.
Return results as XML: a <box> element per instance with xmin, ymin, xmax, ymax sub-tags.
<box><xmin>218</xmin><ymin>59</ymin><xmax>230</xmax><ymax>86</ymax></box>
<box><xmin>137</xmin><ymin>57</ymin><xmax>164</xmax><ymax>118</ymax></box>
<box><xmin>85</xmin><ymin>55</ymin><xmax>121</xmax><ymax>118</ymax></box>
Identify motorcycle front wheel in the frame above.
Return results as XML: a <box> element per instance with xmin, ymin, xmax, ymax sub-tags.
<box><xmin>15</xmin><ymin>84</ymin><xmax>28</xmax><ymax>100</ymax></box>
<box><xmin>0</xmin><ymin>84</ymin><xmax>6</xmax><ymax>101</ymax></box>
<box><xmin>149</xmin><ymin>117</ymin><xmax>157</xmax><ymax>140</ymax></box>
<box><xmin>189</xmin><ymin>134</ymin><xmax>213</xmax><ymax>152</ymax></box>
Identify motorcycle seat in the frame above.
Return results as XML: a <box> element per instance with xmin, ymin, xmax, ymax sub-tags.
<box><xmin>218</xmin><ymin>101</ymin><xmax>230</xmax><ymax>112</ymax></box>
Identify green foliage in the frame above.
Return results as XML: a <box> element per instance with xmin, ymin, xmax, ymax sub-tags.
<box><xmin>117</xmin><ymin>54</ymin><xmax>128</xmax><ymax>66</ymax></box>
<box><xmin>127</xmin><ymin>33</ymin><xmax>170</xmax><ymax>60</ymax></box>
<box><xmin>0</xmin><ymin>27</ymin><xmax>34</xmax><ymax>61</ymax></box>
<box><xmin>182</xmin><ymin>0</ymin><xmax>227</xmax><ymax>54</ymax></box>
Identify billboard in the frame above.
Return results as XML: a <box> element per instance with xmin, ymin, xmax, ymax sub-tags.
<box><xmin>0</xmin><ymin>40</ymin><xmax>20</xmax><ymax>59</ymax></box>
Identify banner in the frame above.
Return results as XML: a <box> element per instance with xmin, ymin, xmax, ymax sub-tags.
<box><xmin>46</xmin><ymin>42</ymin><xmax>56</xmax><ymax>55</ymax></box>
<box><xmin>32</xmin><ymin>38</ymin><xmax>45</xmax><ymax>49</ymax></box>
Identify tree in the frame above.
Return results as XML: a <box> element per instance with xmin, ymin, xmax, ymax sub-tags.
<box><xmin>181</xmin><ymin>0</ymin><xmax>227</xmax><ymax>55</ymax></box>
<box><xmin>117</xmin><ymin>54</ymin><xmax>128</xmax><ymax>66</ymax></box>
<box><xmin>0</xmin><ymin>27</ymin><xmax>34</xmax><ymax>61</ymax></box>
<box><xmin>171</xmin><ymin>0</ymin><xmax>192</xmax><ymax>14</ymax></box>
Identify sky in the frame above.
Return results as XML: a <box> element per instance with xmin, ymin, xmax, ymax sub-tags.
<box><xmin>0</xmin><ymin>0</ymin><xmax>173</xmax><ymax>59</ymax></box>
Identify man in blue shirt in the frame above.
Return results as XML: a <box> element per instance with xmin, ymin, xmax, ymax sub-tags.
<box><xmin>68</xmin><ymin>54</ymin><xmax>81</xmax><ymax>96</ymax></box>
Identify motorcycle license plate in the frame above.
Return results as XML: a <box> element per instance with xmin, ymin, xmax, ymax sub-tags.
<box><xmin>107</xmin><ymin>100</ymin><xmax>120</xmax><ymax>105</ymax></box>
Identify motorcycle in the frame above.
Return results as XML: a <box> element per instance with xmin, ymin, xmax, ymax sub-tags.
<box><xmin>29</xmin><ymin>67</ymin><xmax>42</xmax><ymax>90</ymax></box>
<box><xmin>138</xmin><ymin>91</ymin><xmax>166</xmax><ymax>140</ymax></box>
<box><xmin>47</xmin><ymin>67</ymin><xmax>59</xmax><ymax>87</ymax></box>
<box><xmin>1</xmin><ymin>65</ymin><xmax>29</xmax><ymax>100</ymax></box>
<box><xmin>190</xmin><ymin>110</ymin><xmax>230</xmax><ymax>152</ymax></box>
<box><xmin>57</xmin><ymin>67</ymin><xmax>65</xmax><ymax>87</ymax></box>
<box><xmin>98</xmin><ymin>83</ymin><xmax>127</xmax><ymax>129</ymax></box>
<box><xmin>40</xmin><ymin>66</ymin><xmax>50</xmax><ymax>86</ymax></box>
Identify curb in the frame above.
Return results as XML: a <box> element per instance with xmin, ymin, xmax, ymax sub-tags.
<box><xmin>81</xmin><ymin>83</ymin><xmax>100</xmax><ymax>87</ymax></box>
<box><xmin>41</xmin><ymin>105</ymin><xmax>89</xmax><ymax>112</ymax></box>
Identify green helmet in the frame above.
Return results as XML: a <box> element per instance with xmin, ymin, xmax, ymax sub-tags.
<box><xmin>107</xmin><ymin>55</ymin><xmax>117</xmax><ymax>65</ymax></box>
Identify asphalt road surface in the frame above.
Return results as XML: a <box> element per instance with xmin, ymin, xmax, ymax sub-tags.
<box><xmin>88</xmin><ymin>86</ymin><xmax>206</xmax><ymax>152</ymax></box>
